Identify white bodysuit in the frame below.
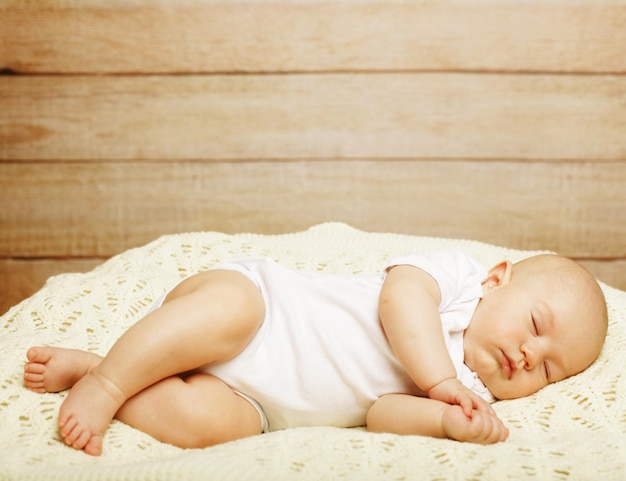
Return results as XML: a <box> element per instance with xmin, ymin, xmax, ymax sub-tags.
<box><xmin>154</xmin><ymin>250</ymin><xmax>494</xmax><ymax>432</ymax></box>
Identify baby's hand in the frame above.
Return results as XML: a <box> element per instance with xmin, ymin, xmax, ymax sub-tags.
<box><xmin>442</xmin><ymin>405</ymin><xmax>509</xmax><ymax>444</ymax></box>
<box><xmin>428</xmin><ymin>378</ymin><xmax>494</xmax><ymax>418</ymax></box>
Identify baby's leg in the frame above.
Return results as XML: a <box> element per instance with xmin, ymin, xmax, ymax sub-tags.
<box><xmin>58</xmin><ymin>269</ymin><xmax>265</xmax><ymax>455</ymax></box>
<box><xmin>116</xmin><ymin>373</ymin><xmax>263</xmax><ymax>448</ymax></box>
<box><xmin>24</xmin><ymin>347</ymin><xmax>263</xmax><ymax>448</ymax></box>
<box><xmin>24</xmin><ymin>346</ymin><xmax>100</xmax><ymax>394</ymax></box>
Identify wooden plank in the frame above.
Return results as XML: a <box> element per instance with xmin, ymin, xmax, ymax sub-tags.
<box><xmin>1</xmin><ymin>1</ymin><xmax>625</xmax><ymax>74</ymax></box>
<box><xmin>0</xmin><ymin>258</ymin><xmax>104</xmax><ymax>315</ymax></box>
<box><xmin>2</xmin><ymin>74</ymin><xmax>626</xmax><ymax>162</ymax></box>
<box><xmin>1</xmin><ymin>160</ymin><xmax>624</xmax><ymax>258</ymax></box>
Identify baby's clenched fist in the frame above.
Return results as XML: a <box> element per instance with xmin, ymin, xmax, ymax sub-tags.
<box><xmin>441</xmin><ymin>405</ymin><xmax>509</xmax><ymax>444</ymax></box>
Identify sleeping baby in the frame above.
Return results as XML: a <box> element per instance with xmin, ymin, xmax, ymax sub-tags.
<box><xmin>23</xmin><ymin>250</ymin><xmax>608</xmax><ymax>456</ymax></box>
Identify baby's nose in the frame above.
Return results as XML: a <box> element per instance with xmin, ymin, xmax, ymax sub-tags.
<box><xmin>521</xmin><ymin>342</ymin><xmax>539</xmax><ymax>369</ymax></box>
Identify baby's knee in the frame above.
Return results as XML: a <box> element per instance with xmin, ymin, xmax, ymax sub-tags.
<box><xmin>197</xmin><ymin>272</ymin><xmax>265</xmax><ymax>336</ymax></box>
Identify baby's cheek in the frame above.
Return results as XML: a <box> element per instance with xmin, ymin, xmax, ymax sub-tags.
<box><xmin>483</xmin><ymin>378</ymin><xmax>518</xmax><ymax>401</ymax></box>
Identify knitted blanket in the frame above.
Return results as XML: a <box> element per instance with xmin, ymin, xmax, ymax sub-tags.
<box><xmin>2</xmin><ymin>223</ymin><xmax>625</xmax><ymax>481</ymax></box>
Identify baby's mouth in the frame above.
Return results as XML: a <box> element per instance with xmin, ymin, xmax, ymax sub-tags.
<box><xmin>500</xmin><ymin>350</ymin><xmax>515</xmax><ymax>380</ymax></box>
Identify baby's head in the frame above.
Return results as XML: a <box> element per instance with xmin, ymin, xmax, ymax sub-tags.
<box><xmin>463</xmin><ymin>254</ymin><xmax>608</xmax><ymax>400</ymax></box>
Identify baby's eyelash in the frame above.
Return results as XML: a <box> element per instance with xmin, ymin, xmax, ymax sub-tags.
<box><xmin>544</xmin><ymin>362</ymin><xmax>550</xmax><ymax>382</ymax></box>
<box><xmin>532</xmin><ymin>316</ymin><xmax>539</xmax><ymax>335</ymax></box>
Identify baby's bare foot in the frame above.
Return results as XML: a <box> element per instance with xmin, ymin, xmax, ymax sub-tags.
<box><xmin>58</xmin><ymin>369</ymin><xmax>126</xmax><ymax>456</ymax></box>
<box><xmin>24</xmin><ymin>346</ymin><xmax>101</xmax><ymax>394</ymax></box>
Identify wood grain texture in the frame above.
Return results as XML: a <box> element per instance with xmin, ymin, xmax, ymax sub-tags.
<box><xmin>2</xmin><ymin>0</ymin><xmax>625</xmax><ymax>74</ymax></box>
<box><xmin>2</xmin><ymin>74</ymin><xmax>626</xmax><ymax>162</ymax></box>
<box><xmin>1</xmin><ymin>160</ymin><xmax>624</xmax><ymax>258</ymax></box>
<box><xmin>2</xmin><ymin>0</ymin><xmax>625</xmax><ymax>315</ymax></box>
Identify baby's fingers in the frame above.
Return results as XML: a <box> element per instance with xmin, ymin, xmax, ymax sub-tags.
<box><xmin>473</xmin><ymin>396</ymin><xmax>496</xmax><ymax>415</ymax></box>
<box><xmin>442</xmin><ymin>406</ymin><xmax>508</xmax><ymax>444</ymax></box>
<box><xmin>460</xmin><ymin>392</ymin><xmax>492</xmax><ymax>418</ymax></box>
<box><xmin>475</xmin><ymin>412</ymin><xmax>509</xmax><ymax>444</ymax></box>
<box><xmin>457</xmin><ymin>395</ymin><xmax>475</xmax><ymax>418</ymax></box>
<box><xmin>489</xmin><ymin>418</ymin><xmax>509</xmax><ymax>443</ymax></box>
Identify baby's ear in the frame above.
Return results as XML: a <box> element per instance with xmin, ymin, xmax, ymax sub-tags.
<box><xmin>483</xmin><ymin>260</ymin><xmax>513</xmax><ymax>292</ymax></box>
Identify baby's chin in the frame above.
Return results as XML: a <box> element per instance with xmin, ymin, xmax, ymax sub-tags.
<box><xmin>473</xmin><ymin>370</ymin><xmax>509</xmax><ymax>400</ymax></box>
<box><xmin>483</xmin><ymin>379</ymin><xmax>543</xmax><ymax>401</ymax></box>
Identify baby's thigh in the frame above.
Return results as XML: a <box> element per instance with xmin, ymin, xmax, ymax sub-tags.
<box><xmin>165</xmin><ymin>269</ymin><xmax>266</xmax><ymax>331</ymax></box>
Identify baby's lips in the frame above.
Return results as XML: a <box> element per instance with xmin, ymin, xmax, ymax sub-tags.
<box><xmin>500</xmin><ymin>350</ymin><xmax>513</xmax><ymax>380</ymax></box>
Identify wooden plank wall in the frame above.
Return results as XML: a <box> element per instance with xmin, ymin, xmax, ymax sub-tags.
<box><xmin>1</xmin><ymin>0</ymin><xmax>625</xmax><ymax>314</ymax></box>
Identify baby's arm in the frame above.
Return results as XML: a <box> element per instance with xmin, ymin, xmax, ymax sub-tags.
<box><xmin>367</xmin><ymin>394</ymin><xmax>508</xmax><ymax>444</ymax></box>
<box><xmin>379</xmin><ymin>265</ymin><xmax>490</xmax><ymax>416</ymax></box>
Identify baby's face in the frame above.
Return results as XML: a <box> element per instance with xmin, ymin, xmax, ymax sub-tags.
<box><xmin>463</xmin><ymin>259</ymin><xmax>603</xmax><ymax>400</ymax></box>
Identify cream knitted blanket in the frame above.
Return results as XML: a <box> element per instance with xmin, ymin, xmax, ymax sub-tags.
<box><xmin>1</xmin><ymin>223</ymin><xmax>625</xmax><ymax>480</ymax></box>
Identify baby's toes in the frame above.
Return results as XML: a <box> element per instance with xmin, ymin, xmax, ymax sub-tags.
<box><xmin>84</xmin><ymin>434</ymin><xmax>103</xmax><ymax>456</ymax></box>
<box><xmin>26</xmin><ymin>346</ymin><xmax>52</xmax><ymax>363</ymax></box>
<box><xmin>70</xmin><ymin>430</ymin><xmax>92</xmax><ymax>451</ymax></box>
<box><xmin>24</xmin><ymin>361</ymin><xmax>46</xmax><ymax>374</ymax></box>
<box><xmin>24</xmin><ymin>371</ymin><xmax>44</xmax><ymax>390</ymax></box>
<box><xmin>59</xmin><ymin>415</ymin><xmax>79</xmax><ymax>441</ymax></box>
<box><xmin>24</xmin><ymin>380</ymin><xmax>45</xmax><ymax>393</ymax></box>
